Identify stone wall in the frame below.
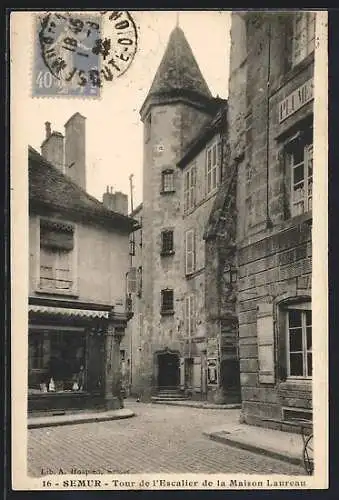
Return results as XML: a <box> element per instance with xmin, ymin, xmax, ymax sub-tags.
<box><xmin>29</xmin><ymin>212</ymin><xmax>130</xmax><ymax>307</ymax></box>
<box><xmin>229</xmin><ymin>12</ymin><xmax>314</xmax><ymax>425</ymax></box>
<box><xmin>138</xmin><ymin>102</ymin><xmax>211</xmax><ymax>399</ymax></box>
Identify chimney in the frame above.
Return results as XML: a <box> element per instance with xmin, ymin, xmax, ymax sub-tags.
<box><xmin>102</xmin><ymin>185</ymin><xmax>115</xmax><ymax>211</ymax></box>
<box><xmin>41</xmin><ymin>122</ymin><xmax>64</xmax><ymax>173</ymax></box>
<box><xmin>102</xmin><ymin>187</ymin><xmax>128</xmax><ymax>215</ymax></box>
<box><xmin>45</xmin><ymin>121</ymin><xmax>51</xmax><ymax>139</ymax></box>
<box><xmin>64</xmin><ymin>112</ymin><xmax>86</xmax><ymax>190</ymax></box>
<box><xmin>113</xmin><ymin>191</ymin><xmax>128</xmax><ymax>216</ymax></box>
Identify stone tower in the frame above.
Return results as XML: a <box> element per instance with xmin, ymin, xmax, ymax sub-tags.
<box><xmin>138</xmin><ymin>26</ymin><xmax>220</xmax><ymax>400</ymax></box>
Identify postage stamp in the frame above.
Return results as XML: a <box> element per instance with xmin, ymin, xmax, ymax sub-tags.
<box><xmin>33</xmin><ymin>11</ymin><xmax>138</xmax><ymax>97</ymax></box>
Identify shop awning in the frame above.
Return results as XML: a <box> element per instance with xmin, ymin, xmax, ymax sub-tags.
<box><xmin>28</xmin><ymin>305</ymin><xmax>110</xmax><ymax>319</ymax></box>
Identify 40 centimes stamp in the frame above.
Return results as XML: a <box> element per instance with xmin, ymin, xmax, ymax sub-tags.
<box><xmin>33</xmin><ymin>11</ymin><xmax>138</xmax><ymax>97</ymax></box>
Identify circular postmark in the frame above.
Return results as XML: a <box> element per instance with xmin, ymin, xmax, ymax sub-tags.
<box><xmin>38</xmin><ymin>11</ymin><xmax>138</xmax><ymax>90</ymax></box>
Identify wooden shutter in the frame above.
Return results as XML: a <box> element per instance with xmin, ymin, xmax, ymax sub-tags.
<box><xmin>190</xmin><ymin>164</ymin><xmax>197</xmax><ymax>207</ymax></box>
<box><xmin>184</xmin><ymin>296</ymin><xmax>190</xmax><ymax>335</ymax></box>
<box><xmin>257</xmin><ymin>303</ymin><xmax>275</xmax><ymax>384</ymax></box>
<box><xmin>184</xmin><ymin>171</ymin><xmax>189</xmax><ymax>212</ymax></box>
<box><xmin>185</xmin><ymin>229</ymin><xmax>195</xmax><ymax>274</ymax></box>
<box><xmin>190</xmin><ymin>295</ymin><xmax>195</xmax><ymax>336</ymax></box>
<box><xmin>179</xmin><ymin>357</ymin><xmax>185</xmax><ymax>389</ymax></box>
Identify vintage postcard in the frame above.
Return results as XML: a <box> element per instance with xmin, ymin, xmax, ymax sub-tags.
<box><xmin>10</xmin><ymin>9</ymin><xmax>328</xmax><ymax>491</ymax></box>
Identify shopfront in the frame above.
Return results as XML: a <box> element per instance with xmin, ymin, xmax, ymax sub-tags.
<box><xmin>28</xmin><ymin>300</ymin><xmax>129</xmax><ymax>413</ymax></box>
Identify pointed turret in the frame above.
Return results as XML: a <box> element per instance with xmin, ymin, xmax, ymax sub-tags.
<box><xmin>140</xmin><ymin>26</ymin><xmax>215</xmax><ymax>119</ymax></box>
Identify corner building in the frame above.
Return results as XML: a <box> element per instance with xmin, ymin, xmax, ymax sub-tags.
<box><xmin>227</xmin><ymin>12</ymin><xmax>314</xmax><ymax>427</ymax></box>
<box><xmin>28</xmin><ymin>115</ymin><xmax>134</xmax><ymax>413</ymax></box>
<box><xmin>127</xmin><ymin>26</ymin><xmax>241</xmax><ymax>403</ymax></box>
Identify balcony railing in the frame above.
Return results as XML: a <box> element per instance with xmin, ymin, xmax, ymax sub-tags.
<box><xmin>39</xmin><ymin>277</ymin><xmax>73</xmax><ymax>290</ymax></box>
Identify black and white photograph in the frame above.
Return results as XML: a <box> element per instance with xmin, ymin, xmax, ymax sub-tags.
<box><xmin>10</xmin><ymin>9</ymin><xmax>328</xmax><ymax>490</ymax></box>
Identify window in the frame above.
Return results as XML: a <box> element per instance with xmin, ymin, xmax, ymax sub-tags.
<box><xmin>39</xmin><ymin>221</ymin><xmax>74</xmax><ymax>292</ymax></box>
<box><xmin>161</xmin><ymin>289</ymin><xmax>174</xmax><ymax>314</ymax></box>
<box><xmin>29</xmin><ymin>333</ymin><xmax>49</xmax><ymax>370</ymax></box>
<box><xmin>161</xmin><ymin>230</ymin><xmax>174</xmax><ymax>255</ymax></box>
<box><xmin>129</xmin><ymin>237</ymin><xmax>135</xmax><ymax>256</ymax></box>
<box><xmin>289</xmin><ymin>140</ymin><xmax>313</xmax><ymax>216</ymax></box>
<box><xmin>185</xmin><ymin>229</ymin><xmax>195</xmax><ymax>275</ymax></box>
<box><xmin>206</xmin><ymin>142</ymin><xmax>220</xmax><ymax>194</ymax></box>
<box><xmin>28</xmin><ymin>330</ymin><xmax>86</xmax><ymax>393</ymax></box>
<box><xmin>161</xmin><ymin>169</ymin><xmax>175</xmax><ymax>193</ymax></box>
<box><xmin>184</xmin><ymin>294</ymin><xmax>196</xmax><ymax>337</ymax></box>
<box><xmin>287</xmin><ymin>307</ymin><xmax>312</xmax><ymax>378</ymax></box>
<box><xmin>292</xmin><ymin>12</ymin><xmax>316</xmax><ymax>66</ymax></box>
<box><xmin>137</xmin><ymin>266</ymin><xmax>142</xmax><ymax>297</ymax></box>
<box><xmin>127</xmin><ymin>267</ymin><xmax>137</xmax><ymax>294</ymax></box>
<box><xmin>184</xmin><ymin>163</ymin><xmax>197</xmax><ymax>212</ymax></box>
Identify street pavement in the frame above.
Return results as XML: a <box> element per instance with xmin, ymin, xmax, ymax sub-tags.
<box><xmin>28</xmin><ymin>402</ymin><xmax>305</xmax><ymax>476</ymax></box>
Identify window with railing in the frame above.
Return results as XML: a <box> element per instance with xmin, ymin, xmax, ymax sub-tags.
<box><xmin>161</xmin><ymin>230</ymin><xmax>174</xmax><ymax>255</ymax></box>
<box><xmin>161</xmin><ymin>289</ymin><xmax>174</xmax><ymax>315</ymax></box>
<box><xmin>161</xmin><ymin>169</ymin><xmax>175</xmax><ymax>193</ymax></box>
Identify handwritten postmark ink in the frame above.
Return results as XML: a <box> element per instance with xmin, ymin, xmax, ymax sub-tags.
<box><xmin>33</xmin><ymin>11</ymin><xmax>138</xmax><ymax>97</ymax></box>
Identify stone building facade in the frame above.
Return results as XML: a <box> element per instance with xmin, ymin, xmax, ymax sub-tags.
<box><xmin>124</xmin><ymin>26</ymin><xmax>240</xmax><ymax>403</ymax></box>
<box><xmin>28</xmin><ymin>114</ymin><xmax>134</xmax><ymax>413</ymax></box>
<box><xmin>226</xmin><ymin>11</ymin><xmax>314</xmax><ymax>427</ymax></box>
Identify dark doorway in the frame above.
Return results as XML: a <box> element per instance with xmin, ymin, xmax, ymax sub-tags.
<box><xmin>220</xmin><ymin>358</ymin><xmax>241</xmax><ymax>402</ymax></box>
<box><xmin>157</xmin><ymin>353</ymin><xmax>179</xmax><ymax>389</ymax></box>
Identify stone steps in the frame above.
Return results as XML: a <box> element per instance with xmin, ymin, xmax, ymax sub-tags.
<box><xmin>151</xmin><ymin>389</ymin><xmax>189</xmax><ymax>402</ymax></box>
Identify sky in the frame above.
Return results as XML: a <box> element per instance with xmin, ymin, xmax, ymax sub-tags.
<box><xmin>21</xmin><ymin>10</ymin><xmax>232</xmax><ymax>210</ymax></box>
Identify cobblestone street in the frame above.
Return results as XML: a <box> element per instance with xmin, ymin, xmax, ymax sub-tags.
<box><xmin>28</xmin><ymin>402</ymin><xmax>305</xmax><ymax>476</ymax></box>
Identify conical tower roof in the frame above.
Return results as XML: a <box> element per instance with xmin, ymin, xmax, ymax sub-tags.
<box><xmin>140</xmin><ymin>26</ymin><xmax>213</xmax><ymax>118</ymax></box>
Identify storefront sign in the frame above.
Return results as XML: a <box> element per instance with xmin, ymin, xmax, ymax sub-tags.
<box><xmin>278</xmin><ymin>79</ymin><xmax>314</xmax><ymax>123</ymax></box>
<box><xmin>207</xmin><ymin>358</ymin><xmax>218</xmax><ymax>386</ymax></box>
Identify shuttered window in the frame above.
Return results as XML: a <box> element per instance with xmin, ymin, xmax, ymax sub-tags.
<box><xmin>39</xmin><ymin>220</ymin><xmax>75</xmax><ymax>292</ymax></box>
<box><xmin>185</xmin><ymin>229</ymin><xmax>195</xmax><ymax>275</ymax></box>
<box><xmin>257</xmin><ymin>303</ymin><xmax>275</xmax><ymax>384</ymax></box>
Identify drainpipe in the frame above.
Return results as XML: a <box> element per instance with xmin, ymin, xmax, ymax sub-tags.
<box><xmin>266</xmin><ymin>17</ymin><xmax>272</xmax><ymax>228</ymax></box>
<box><xmin>129</xmin><ymin>174</ymin><xmax>134</xmax><ymax>393</ymax></box>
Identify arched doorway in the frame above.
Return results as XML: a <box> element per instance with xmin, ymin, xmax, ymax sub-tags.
<box><xmin>157</xmin><ymin>352</ymin><xmax>180</xmax><ymax>390</ymax></box>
